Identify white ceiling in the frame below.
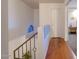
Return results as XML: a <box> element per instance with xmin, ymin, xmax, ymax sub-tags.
<box><xmin>23</xmin><ymin>0</ymin><xmax>65</xmax><ymax>9</ymax></box>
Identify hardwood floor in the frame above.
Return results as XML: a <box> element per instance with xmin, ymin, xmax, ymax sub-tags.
<box><xmin>45</xmin><ymin>37</ymin><xmax>76</xmax><ymax>59</ymax></box>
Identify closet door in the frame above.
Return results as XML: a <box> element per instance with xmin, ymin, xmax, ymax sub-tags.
<box><xmin>51</xmin><ymin>8</ymin><xmax>58</xmax><ymax>37</ymax></box>
<box><xmin>51</xmin><ymin>7</ymin><xmax>65</xmax><ymax>38</ymax></box>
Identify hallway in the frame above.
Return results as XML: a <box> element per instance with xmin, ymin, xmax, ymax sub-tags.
<box><xmin>45</xmin><ymin>37</ymin><xmax>76</xmax><ymax>59</ymax></box>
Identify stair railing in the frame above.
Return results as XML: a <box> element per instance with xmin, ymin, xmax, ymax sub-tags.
<box><xmin>13</xmin><ymin>32</ymin><xmax>38</xmax><ymax>59</ymax></box>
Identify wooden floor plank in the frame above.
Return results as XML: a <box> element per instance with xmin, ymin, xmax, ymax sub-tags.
<box><xmin>45</xmin><ymin>37</ymin><xmax>76</xmax><ymax>59</ymax></box>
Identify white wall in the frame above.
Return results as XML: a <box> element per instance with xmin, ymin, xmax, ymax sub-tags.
<box><xmin>37</xmin><ymin>25</ymin><xmax>51</xmax><ymax>59</ymax></box>
<box><xmin>56</xmin><ymin>8</ymin><xmax>65</xmax><ymax>37</ymax></box>
<box><xmin>8</xmin><ymin>0</ymin><xmax>34</xmax><ymax>40</ymax></box>
<box><xmin>34</xmin><ymin>9</ymin><xmax>39</xmax><ymax>32</ymax></box>
<box><xmin>1</xmin><ymin>0</ymin><xmax>8</xmax><ymax>59</ymax></box>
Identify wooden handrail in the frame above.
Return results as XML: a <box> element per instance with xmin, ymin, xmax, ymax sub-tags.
<box><xmin>14</xmin><ymin>32</ymin><xmax>37</xmax><ymax>51</ymax></box>
<box><xmin>13</xmin><ymin>32</ymin><xmax>38</xmax><ymax>59</ymax></box>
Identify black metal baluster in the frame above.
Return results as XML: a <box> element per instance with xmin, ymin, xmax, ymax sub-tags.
<box><xmin>18</xmin><ymin>49</ymin><xmax>20</xmax><ymax>58</ymax></box>
<box><xmin>30</xmin><ymin>40</ymin><xmax>31</xmax><ymax>56</ymax></box>
<box><xmin>34</xmin><ymin>36</ymin><xmax>36</xmax><ymax>59</ymax></box>
<box><xmin>26</xmin><ymin>43</ymin><xmax>27</xmax><ymax>59</ymax></box>
<box><xmin>22</xmin><ymin>46</ymin><xmax>23</xmax><ymax>58</ymax></box>
<box><xmin>14</xmin><ymin>51</ymin><xmax>16</xmax><ymax>59</ymax></box>
<box><xmin>26</xmin><ymin>43</ymin><xmax>27</xmax><ymax>53</ymax></box>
